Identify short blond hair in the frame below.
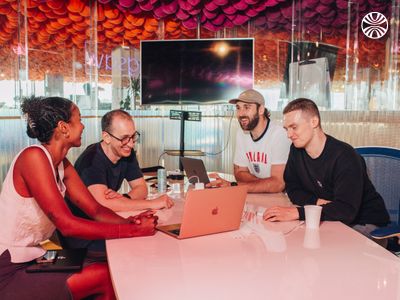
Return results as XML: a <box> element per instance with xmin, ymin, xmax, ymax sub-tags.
<box><xmin>283</xmin><ymin>98</ymin><xmax>321</xmax><ymax>127</ymax></box>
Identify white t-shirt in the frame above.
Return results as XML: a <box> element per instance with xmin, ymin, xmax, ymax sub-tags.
<box><xmin>233</xmin><ymin>120</ymin><xmax>291</xmax><ymax>179</ymax></box>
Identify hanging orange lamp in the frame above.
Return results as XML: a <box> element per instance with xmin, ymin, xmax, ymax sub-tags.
<box><xmin>53</xmin><ymin>6</ymin><xmax>68</xmax><ymax>16</ymax></box>
<box><xmin>0</xmin><ymin>5</ymin><xmax>11</xmax><ymax>14</ymax></box>
<box><xmin>97</xmin><ymin>5</ymin><xmax>105</xmax><ymax>22</ymax></box>
<box><xmin>66</xmin><ymin>26</ymin><xmax>77</xmax><ymax>34</ymax></box>
<box><xmin>112</xmin><ymin>25</ymin><xmax>125</xmax><ymax>33</ymax></box>
<box><xmin>32</xmin><ymin>11</ymin><xmax>47</xmax><ymax>23</ymax></box>
<box><xmin>123</xmin><ymin>19</ymin><xmax>135</xmax><ymax>30</ymax></box>
<box><xmin>80</xmin><ymin>5</ymin><xmax>91</xmax><ymax>17</ymax></box>
<box><xmin>68</xmin><ymin>12</ymin><xmax>83</xmax><ymax>22</ymax></box>
<box><xmin>142</xmin><ymin>30</ymin><xmax>154</xmax><ymax>38</ymax></box>
<box><xmin>58</xmin><ymin>17</ymin><xmax>73</xmax><ymax>26</ymax></box>
<box><xmin>105</xmin><ymin>29</ymin><xmax>118</xmax><ymax>38</ymax></box>
<box><xmin>144</xmin><ymin>18</ymin><xmax>159</xmax><ymax>32</ymax></box>
<box><xmin>129</xmin><ymin>16</ymin><xmax>145</xmax><ymax>27</ymax></box>
<box><xmin>102</xmin><ymin>20</ymin><xmax>115</xmax><ymax>29</ymax></box>
<box><xmin>104</xmin><ymin>5</ymin><xmax>119</xmax><ymax>19</ymax></box>
<box><xmin>66</xmin><ymin>0</ymin><xmax>85</xmax><ymax>13</ymax></box>
<box><xmin>113</xmin><ymin>35</ymin><xmax>123</xmax><ymax>43</ymax></box>
<box><xmin>109</xmin><ymin>14</ymin><xmax>124</xmax><ymax>25</ymax></box>
<box><xmin>38</xmin><ymin>4</ymin><xmax>51</xmax><ymax>13</ymax></box>
<box><xmin>72</xmin><ymin>23</ymin><xmax>87</xmax><ymax>32</ymax></box>
<box><xmin>47</xmin><ymin>0</ymin><xmax>65</xmax><ymax>10</ymax></box>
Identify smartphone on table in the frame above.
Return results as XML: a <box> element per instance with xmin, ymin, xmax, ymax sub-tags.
<box><xmin>36</xmin><ymin>250</ymin><xmax>57</xmax><ymax>263</ymax></box>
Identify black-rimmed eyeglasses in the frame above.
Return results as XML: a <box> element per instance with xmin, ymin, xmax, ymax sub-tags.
<box><xmin>106</xmin><ymin>131</ymin><xmax>140</xmax><ymax>145</ymax></box>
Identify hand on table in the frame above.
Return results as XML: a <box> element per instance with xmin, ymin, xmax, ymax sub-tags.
<box><xmin>206</xmin><ymin>173</ymin><xmax>231</xmax><ymax>188</ymax></box>
<box><xmin>149</xmin><ymin>194</ymin><xmax>174</xmax><ymax>209</ymax></box>
<box><xmin>263</xmin><ymin>206</ymin><xmax>299</xmax><ymax>222</ymax></box>
<box><xmin>128</xmin><ymin>210</ymin><xmax>159</xmax><ymax>236</ymax></box>
<box><xmin>316</xmin><ymin>198</ymin><xmax>331</xmax><ymax>205</ymax></box>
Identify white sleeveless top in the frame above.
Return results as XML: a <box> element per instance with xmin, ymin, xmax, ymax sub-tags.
<box><xmin>0</xmin><ymin>145</ymin><xmax>66</xmax><ymax>263</ymax></box>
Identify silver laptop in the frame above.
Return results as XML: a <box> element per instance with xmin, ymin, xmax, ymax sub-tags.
<box><xmin>157</xmin><ymin>185</ymin><xmax>247</xmax><ymax>239</ymax></box>
<box><xmin>180</xmin><ymin>157</ymin><xmax>210</xmax><ymax>184</ymax></box>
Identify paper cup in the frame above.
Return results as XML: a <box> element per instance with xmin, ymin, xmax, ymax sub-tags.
<box><xmin>304</xmin><ymin>205</ymin><xmax>322</xmax><ymax>229</ymax></box>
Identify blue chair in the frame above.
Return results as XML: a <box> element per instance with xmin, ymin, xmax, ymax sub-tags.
<box><xmin>355</xmin><ymin>147</ymin><xmax>400</xmax><ymax>241</ymax></box>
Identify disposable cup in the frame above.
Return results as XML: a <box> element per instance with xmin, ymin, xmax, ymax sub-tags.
<box><xmin>304</xmin><ymin>205</ymin><xmax>322</xmax><ymax>229</ymax></box>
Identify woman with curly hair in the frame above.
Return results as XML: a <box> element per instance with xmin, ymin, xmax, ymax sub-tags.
<box><xmin>0</xmin><ymin>96</ymin><xmax>158</xmax><ymax>299</ymax></box>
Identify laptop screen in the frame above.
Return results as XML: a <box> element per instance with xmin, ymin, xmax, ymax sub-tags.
<box><xmin>180</xmin><ymin>157</ymin><xmax>210</xmax><ymax>184</ymax></box>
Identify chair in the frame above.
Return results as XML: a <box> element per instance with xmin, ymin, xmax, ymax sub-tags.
<box><xmin>355</xmin><ymin>147</ymin><xmax>400</xmax><ymax>247</ymax></box>
<box><xmin>355</xmin><ymin>147</ymin><xmax>400</xmax><ymax>225</ymax></box>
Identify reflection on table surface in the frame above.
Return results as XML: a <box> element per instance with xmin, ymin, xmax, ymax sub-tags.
<box><xmin>108</xmin><ymin>192</ymin><xmax>400</xmax><ymax>300</ymax></box>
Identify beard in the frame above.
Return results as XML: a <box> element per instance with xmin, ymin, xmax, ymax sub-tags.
<box><xmin>239</xmin><ymin>113</ymin><xmax>260</xmax><ymax>131</ymax></box>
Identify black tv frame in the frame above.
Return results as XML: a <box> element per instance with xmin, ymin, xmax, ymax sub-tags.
<box><xmin>140</xmin><ymin>38</ymin><xmax>254</xmax><ymax>105</ymax></box>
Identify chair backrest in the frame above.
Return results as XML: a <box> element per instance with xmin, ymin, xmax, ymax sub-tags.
<box><xmin>355</xmin><ymin>147</ymin><xmax>400</xmax><ymax>225</ymax></box>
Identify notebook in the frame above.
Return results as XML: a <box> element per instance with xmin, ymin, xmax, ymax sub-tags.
<box><xmin>26</xmin><ymin>248</ymin><xmax>87</xmax><ymax>273</ymax></box>
<box><xmin>180</xmin><ymin>157</ymin><xmax>210</xmax><ymax>184</ymax></box>
<box><xmin>157</xmin><ymin>185</ymin><xmax>247</xmax><ymax>239</ymax></box>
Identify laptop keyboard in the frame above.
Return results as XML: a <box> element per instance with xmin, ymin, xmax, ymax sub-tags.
<box><xmin>169</xmin><ymin>229</ymin><xmax>181</xmax><ymax>236</ymax></box>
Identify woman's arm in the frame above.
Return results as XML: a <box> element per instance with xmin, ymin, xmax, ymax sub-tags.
<box><xmin>15</xmin><ymin>148</ymin><xmax>156</xmax><ymax>240</ymax></box>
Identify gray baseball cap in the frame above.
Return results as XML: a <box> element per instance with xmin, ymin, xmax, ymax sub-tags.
<box><xmin>228</xmin><ymin>89</ymin><xmax>265</xmax><ymax>105</ymax></box>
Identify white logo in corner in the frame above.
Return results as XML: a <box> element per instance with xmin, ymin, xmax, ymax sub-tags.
<box><xmin>362</xmin><ymin>12</ymin><xmax>388</xmax><ymax>39</ymax></box>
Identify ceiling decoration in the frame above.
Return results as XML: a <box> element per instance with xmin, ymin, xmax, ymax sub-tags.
<box><xmin>0</xmin><ymin>0</ymin><xmax>391</xmax><ymax>49</ymax></box>
<box><xmin>0</xmin><ymin>0</ymin><xmax>391</xmax><ymax>83</ymax></box>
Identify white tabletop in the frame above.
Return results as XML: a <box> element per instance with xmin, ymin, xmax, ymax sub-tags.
<box><xmin>107</xmin><ymin>193</ymin><xmax>400</xmax><ymax>300</ymax></box>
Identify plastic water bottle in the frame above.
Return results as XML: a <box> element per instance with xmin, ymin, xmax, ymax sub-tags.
<box><xmin>157</xmin><ymin>168</ymin><xmax>167</xmax><ymax>193</ymax></box>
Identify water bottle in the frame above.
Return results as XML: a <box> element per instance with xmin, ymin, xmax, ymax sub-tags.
<box><xmin>157</xmin><ymin>168</ymin><xmax>167</xmax><ymax>193</ymax></box>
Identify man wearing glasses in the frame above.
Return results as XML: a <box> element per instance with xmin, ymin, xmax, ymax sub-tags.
<box><xmin>62</xmin><ymin>109</ymin><xmax>173</xmax><ymax>251</ymax></box>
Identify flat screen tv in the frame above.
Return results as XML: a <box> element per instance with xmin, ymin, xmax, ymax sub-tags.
<box><xmin>140</xmin><ymin>38</ymin><xmax>254</xmax><ymax>105</ymax></box>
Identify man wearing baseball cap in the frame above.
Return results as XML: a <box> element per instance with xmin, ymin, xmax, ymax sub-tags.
<box><xmin>227</xmin><ymin>89</ymin><xmax>291</xmax><ymax>193</ymax></box>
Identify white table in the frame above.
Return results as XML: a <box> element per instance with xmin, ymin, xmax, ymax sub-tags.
<box><xmin>107</xmin><ymin>193</ymin><xmax>400</xmax><ymax>300</ymax></box>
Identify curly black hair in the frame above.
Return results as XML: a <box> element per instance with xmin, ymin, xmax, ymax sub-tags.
<box><xmin>20</xmin><ymin>96</ymin><xmax>74</xmax><ymax>143</ymax></box>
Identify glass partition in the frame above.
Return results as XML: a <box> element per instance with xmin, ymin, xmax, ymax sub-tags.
<box><xmin>0</xmin><ymin>0</ymin><xmax>399</xmax><ymax>189</ymax></box>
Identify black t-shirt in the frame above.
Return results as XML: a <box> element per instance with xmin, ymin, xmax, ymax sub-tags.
<box><xmin>75</xmin><ymin>142</ymin><xmax>143</xmax><ymax>191</ymax></box>
<box><xmin>67</xmin><ymin>142</ymin><xmax>143</xmax><ymax>219</ymax></box>
<box><xmin>284</xmin><ymin>135</ymin><xmax>390</xmax><ymax>226</ymax></box>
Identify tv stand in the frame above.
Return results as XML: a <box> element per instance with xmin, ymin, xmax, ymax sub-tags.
<box><xmin>167</xmin><ymin>110</ymin><xmax>203</xmax><ymax>171</ymax></box>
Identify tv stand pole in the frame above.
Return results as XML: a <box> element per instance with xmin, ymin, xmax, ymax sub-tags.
<box><xmin>167</xmin><ymin>110</ymin><xmax>203</xmax><ymax>172</ymax></box>
<box><xmin>179</xmin><ymin>111</ymin><xmax>187</xmax><ymax>171</ymax></box>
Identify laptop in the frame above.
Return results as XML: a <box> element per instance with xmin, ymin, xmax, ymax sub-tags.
<box><xmin>180</xmin><ymin>157</ymin><xmax>210</xmax><ymax>184</ymax></box>
<box><xmin>157</xmin><ymin>185</ymin><xmax>247</xmax><ymax>239</ymax></box>
<box><xmin>26</xmin><ymin>248</ymin><xmax>87</xmax><ymax>273</ymax></box>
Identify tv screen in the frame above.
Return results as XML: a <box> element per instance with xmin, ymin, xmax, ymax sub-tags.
<box><xmin>140</xmin><ymin>39</ymin><xmax>254</xmax><ymax>105</ymax></box>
